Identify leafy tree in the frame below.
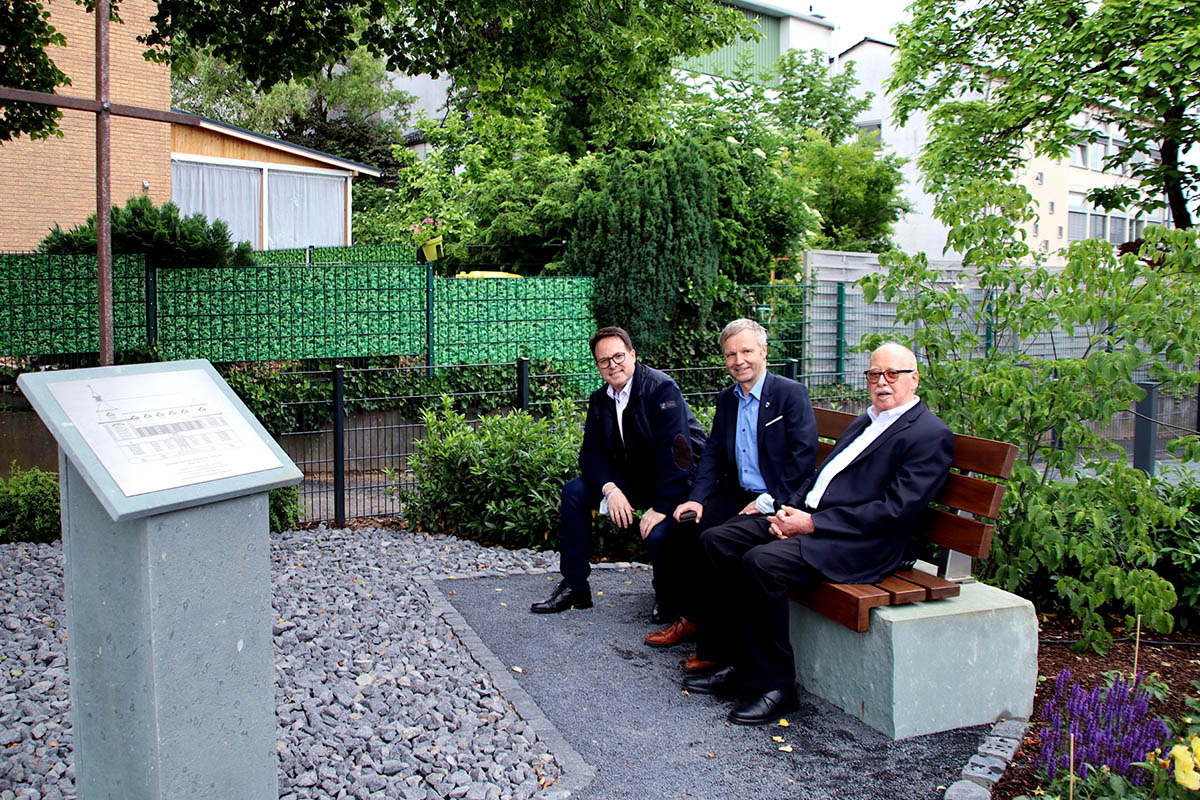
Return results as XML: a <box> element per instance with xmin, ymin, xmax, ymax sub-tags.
<box><xmin>889</xmin><ymin>0</ymin><xmax>1200</xmax><ymax>228</ymax></box>
<box><xmin>144</xmin><ymin>0</ymin><xmax>748</xmax><ymax>154</ymax></box>
<box><xmin>0</xmin><ymin>0</ymin><xmax>70</xmax><ymax>142</ymax></box>
<box><xmin>767</xmin><ymin>49</ymin><xmax>872</xmax><ymax>144</ymax></box>
<box><xmin>860</xmin><ymin>178</ymin><xmax>1200</xmax><ymax>650</ymax></box>
<box><xmin>564</xmin><ymin>140</ymin><xmax>718</xmax><ymax>352</ymax></box>
<box><xmin>172</xmin><ymin>43</ymin><xmax>414</xmax><ymax>184</ymax></box>
<box><xmin>795</xmin><ymin>131</ymin><xmax>910</xmax><ymax>253</ymax></box>
<box><xmin>38</xmin><ymin>195</ymin><xmax>254</xmax><ymax>267</ymax></box>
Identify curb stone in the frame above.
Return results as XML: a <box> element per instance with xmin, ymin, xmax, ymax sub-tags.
<box><xmin>945</xmin><ymin>718</ymin><xmax>1029</xmax><ymax>799</ymax></box>
<box><xmin>420</xmin><ymin>577</ymin><xmax>597</xmax><ymax>799</ymax></box>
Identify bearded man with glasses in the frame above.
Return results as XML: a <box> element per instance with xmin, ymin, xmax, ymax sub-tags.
<box><xmin>531</xmin><ymin>326</ymin><xmax>706</xmax><ymax>616</ymax></box>
<box><xmin>680</xmin><ymin>342</ymin><xmax>954</xmax><ymax>726</ymax></box>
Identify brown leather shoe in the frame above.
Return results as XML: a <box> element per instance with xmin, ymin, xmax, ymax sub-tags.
<box><xmin>644</xmin><ymin>617</ymin><xmax>697</xmax><ymax>648</ymax></box>
<box><xmin>682</xmin><ymin>653</ymin><xmax>720</xmax><ymax>672</ymax></box>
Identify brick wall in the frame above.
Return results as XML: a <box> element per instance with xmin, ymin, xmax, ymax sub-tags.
<box><xmin>0</xmin><ymin>0</ymin><xmax>172</xmax><ymax>251</ymax></box>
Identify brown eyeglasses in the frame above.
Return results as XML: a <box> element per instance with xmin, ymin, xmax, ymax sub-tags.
<box><xmin>864</xmin><ymin>369</ymin><xmax>915</xmax><ymax>383</ymax></box>
<box><xmin>596</xmin><ymin>351</ymin><xmax>628</xmax><ymax>370</ymax></box>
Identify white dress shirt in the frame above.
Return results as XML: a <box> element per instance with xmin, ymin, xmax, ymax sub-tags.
<box><xmin>804</xmin><ymin>397</ymin><xmax>920</xmax><ymax>510</ymax></box>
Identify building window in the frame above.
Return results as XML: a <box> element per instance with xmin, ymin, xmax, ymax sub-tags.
<box><xmin>1049</xmin><ymin>201</ymin><xmax>1056</xmax><ymax>213</ymax></box>
<box><xmin>857</xmin><ymin>122</ymin><xmax>882</xmax><ymax>141</ymax></box>
<box><xmin>1068</xmin><ymin>192</ymin><xmax>1088</xmax><ymax>241</ymax></box>
<box><xmin>1058</xmin><ymin>225</ymin><xmax>1064</xmax><ymax>239</ymax></box>
<box><xmin>1070</xmin><ymin>141</ymin><xmax>1088</xmax><ymax>168</ymax></box>
<box><xmin>1090</xmin><ymin>138</ymin><xmax>1109</xmax><ymax>171</ymax></box>
<box><xmin>1090</xmin><ymin>213</ymin><xmax>1107</xmax><ymax>240</ymax></box>
<box><xmin>172</xmin><ymin>161</ymin><xmax>262</xmax><ymax>248</ymax></box>
<box><xmin>1109</xmin><ymin>216</ymin><xmax>1126</xmax><ymax>244</ymax></box>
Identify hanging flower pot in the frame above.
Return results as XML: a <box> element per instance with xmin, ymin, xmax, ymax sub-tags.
<box><xmin>420</xmin><ymin>236</ymin><xmax>444</xmax><ymax>262</ymax></box>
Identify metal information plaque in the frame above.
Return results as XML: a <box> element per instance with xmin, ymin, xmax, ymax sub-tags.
<box><xmin>18</xmin><ymin>359</ymin><xmax>302</xmax><ymax>521</ymax></box>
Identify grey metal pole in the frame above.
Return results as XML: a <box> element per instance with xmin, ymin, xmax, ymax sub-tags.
<box><xmin>785</xmin><ymin>358</ymin><xmax>799</xmax><ymax>382</ymax></box>
<box><xmin>1133</xmin><ymin>381</ymin><xmax>1159</xmax><ymax>476</ymax></box>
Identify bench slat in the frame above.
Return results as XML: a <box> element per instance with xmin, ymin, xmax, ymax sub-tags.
<box><xmin>923</xmin><ymin>509</ymin><xmax>994</xmax><ymax>559</ymax></box>
<box><xmin>875</xmin><ymin>575</ymin><xmax>925</xmax><ymax>604</ymax></box>
<box><xmin>891</xmin><ymin>568</ymin><xmax>960</xmax><ymax>600</ymax></box>
<box><xmin>936</xmin><ymin>472</ymin><xmax>1008</xmax><ymax>519</ymax></box>
<box><xmin>951</xmin><ymin>435</ymin><xmax>1018</xmax><ymax>481</ymax></box>
<box><xmin>801</xmin><ymin>582</ymin><xmax>890</xmax><ymax>633</ymax></box>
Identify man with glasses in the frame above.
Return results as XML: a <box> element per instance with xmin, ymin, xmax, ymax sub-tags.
<box><xmin>681</xmin><ymin>342</ymin><xmax>953</xmax><ymax>726</ymax></box>
<box><xmin>642</xmin><ymin>319</ymin><xmax>817</xmax><ymax>655</ymax></box>
<box><xmin>531</xmin><ymin>326</ymin><xmax>706</xmax><ymax>615</ymax></box>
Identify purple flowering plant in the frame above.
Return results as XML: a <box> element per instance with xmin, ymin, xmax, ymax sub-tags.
<box><xmin>1036</xmin><ymin>669</ymin><xmax>1171</xmax><ymax>785</ymax></box>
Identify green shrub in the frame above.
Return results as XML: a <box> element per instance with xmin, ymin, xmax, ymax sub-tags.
<box><xmin>268</xmin><ymin>486</ymin><xmax>302</xmax><ymax>533</ymax></box>
<box><xmin>0</xmin><ymin>465</ymin><xmax>61</xmax><ymax>544</ymax></box>
<box><xmin>38</xmin><ymin>195</ymin><xmax>255</xmax><ymax>268</ymax></box>
<box><xmin>397</xmin><ymin>397</ymin><xmax>637</xmax><ymax>559</ymax></box>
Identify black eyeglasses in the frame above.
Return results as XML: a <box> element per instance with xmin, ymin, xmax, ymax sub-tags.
<box><xmin>864</xmin><ymin>368</ymin><xmax>915</xmax><ymax>383</ymax></box>
<box><xmin>596</xmin><ymin>351</ymin><xmax>628</xmax><ymax>370</ymax></box>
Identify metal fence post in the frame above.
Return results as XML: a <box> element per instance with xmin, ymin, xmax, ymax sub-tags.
<box><xmin>835</xmin><ymin>281</ymin><xmax>846</xmax><ymax>381</ymax></box>
<box><xmin>425</xmin><ymin>261</ymin><xmax>435</xmax><ymax>378</ymax></box>
<box><xmin>1134</xmin><ymin>381</ymin><xmax>1159</xmax><ymax>476</ymax></box>
<box><xmin>984</xmin><ymin>291</ymin><xmax>994</xmax><ymax>355</ymax></box>
<box><xmin>517</xmin><ymin>357</ymin><xmax>530</xmax><ymax>411</ymax></box>
<box><xmin>785</xmin><ymin>358</ymin><xmax>799</xmax><ymax>382</ymax></box>
<box><xmin>144</xmin><ymin>254</ymin><xmax>157</xmax><ymax>346</ymax></box>
<box><xmin>333</xmin><ymin>363</ymin><xmax>346</xmax><ymax>527</ymax></box>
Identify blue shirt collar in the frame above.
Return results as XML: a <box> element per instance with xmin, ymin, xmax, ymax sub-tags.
<box><xmin>734</xmin><ymin>370</ymin><xmax>767</xmax><ymax>402</ymax></box>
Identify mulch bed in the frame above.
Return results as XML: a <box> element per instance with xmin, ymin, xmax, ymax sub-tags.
<box><xmin>993</xmin><ymin>616</ymin><xmax>1200</xmax><ymax>799</ymax></box>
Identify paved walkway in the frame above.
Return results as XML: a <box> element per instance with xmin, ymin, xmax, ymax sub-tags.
<box><xmin>433</xmin><ymin>567</ymin><xmax>984</xmax><ymax>800</ymax></box>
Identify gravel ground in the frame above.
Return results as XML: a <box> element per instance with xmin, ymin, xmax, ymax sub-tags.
<box><xmin>1</xmin><ymin>526</ymin><xmax>987</xmax><ymax>800</ymax></box>
<box><xmin>0</xmin><ymin>527</ymin><xmax>564</xmax><ymax>800</ymax></box>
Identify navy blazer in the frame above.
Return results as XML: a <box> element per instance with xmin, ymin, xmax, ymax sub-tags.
<box><xmin>783</xmin><ymin>401</ymin><xmax>954</xmax><ymax>584</ymax></box>
<box><xmin>688</xmin><ymin>371</ymin><xmax>817</xmax><ymax>505</ymax></box>
<box><xmin>578</xmin><ymin>361</ymin><xmax>706</xmax><ymax>514</ymax></box>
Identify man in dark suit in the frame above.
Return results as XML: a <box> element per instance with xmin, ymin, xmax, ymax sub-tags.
<box><xmin>643</xmin><ymin>319</ymin><xmax>817</xmax><ymax>652</ymax></box>
<box><xmin>682</xmin><ymin>342</ymin><xmax>954</xmax><ymax>725</ymax></box>
<box><xmin>531</xmin><ymin>326</ymin><xmax>706</xmax><ymax>615</ymax></box>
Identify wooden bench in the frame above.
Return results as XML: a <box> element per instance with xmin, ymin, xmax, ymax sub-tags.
<box><xmin>794</xmin><ymin>406</ymin><xmax>1018</xmax><ymax>633</ymax></box>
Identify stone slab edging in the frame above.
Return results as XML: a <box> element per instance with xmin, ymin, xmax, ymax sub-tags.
<box><xmin>944</xmin><ymin>718</ymin><xmax>1029</xmax><ymax>799</ymax></box>
<box><xmin>420</xmin><ymin>574</ymin><xmax>597</xmax><ymax>799</ymax></box>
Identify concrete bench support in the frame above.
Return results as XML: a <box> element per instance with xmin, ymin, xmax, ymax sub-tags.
<box><xmin>789</xmin><ymin>581</ymin><xmax>1037</xmax><ymax>739</ymax></box>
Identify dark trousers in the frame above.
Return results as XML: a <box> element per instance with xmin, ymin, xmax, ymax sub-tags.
<box><xmin>697</xmin><ymin>514</ymin><xmax>822</xmax><ymax>694</ymax></box>
<box><xmin>658</xmin><ymin>486</ymin><xmax>756</xmax><ymax>622</ymax></box>
<box><xmin>559</xmin><ymin>476</ymin><xmax>675</xmax><ymax>600</ymax></box>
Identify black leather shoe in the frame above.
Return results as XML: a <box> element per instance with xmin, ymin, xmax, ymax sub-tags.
<box><xmin>727</xmin><ymin>688</ymin><xmax>799</xmax><ymax>726</ymax></box>
<box><xmin>650</xmin><ymin>604</ymin><xmax>672</xmax><ymax>625</ymax></box>
<box><xmin>681</xmin><ymin>666</ymin><xmax>735</xmax><ymax>695</ymax></box>
<box><xmin>530</xmin><ymin>580</ymin><xmax>592</xmax><ymax>614</ymax></box>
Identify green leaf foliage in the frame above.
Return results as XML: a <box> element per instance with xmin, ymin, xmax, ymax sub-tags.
<box><xmin>398</xmin><ymin>398</ymin><xmax>633</xmax><ymax>557</ymax></box>
<box><xmin>860</xmin><ymin>183</ymin><xmax>1200</xmax><ymax>651</ymax></box>
<box><xmin>0</xmin><ymin>464</ymin><xmax>60</xmax><ymax>544</ymax></box>
<box><xmin>889</xmin><ymin>0</ymin><xmax>1200</xmax><ymax>228</ymax></box>
<box><xmin>268</xmin><ymin>485</ymin><xmax>302</xmax><ymax>533</ymax></box>
<box><xmin>0</xmin><ymin>0</ymin><xmax>71</xmax><ymax>141</ymax></box>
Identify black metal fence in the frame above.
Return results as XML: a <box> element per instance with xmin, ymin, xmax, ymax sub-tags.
<box><xmin>278</xmin><ymin>358</ymin><xmax>1197</xmax><ymax>525</ymax></box>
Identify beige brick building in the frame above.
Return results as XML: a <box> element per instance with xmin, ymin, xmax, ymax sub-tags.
<box><xmin>0</xmin><ymin>0</ymin><xmax>379</xmax><ymax>252</ymax></box>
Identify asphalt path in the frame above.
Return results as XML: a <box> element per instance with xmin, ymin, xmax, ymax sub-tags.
<box><xmin>438</xmin><ymin>566</ymin><xmax>984</xmax><ymax>800</ymax></box>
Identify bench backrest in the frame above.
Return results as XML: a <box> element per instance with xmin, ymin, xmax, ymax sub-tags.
<box><xmin>812</xmin><ymin>407</ymin><xmax>1018</xmax><ymax>560</ymax></box>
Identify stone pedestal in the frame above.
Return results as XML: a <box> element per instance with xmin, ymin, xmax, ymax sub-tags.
<box><xmin>61</xmin><ymin>457</ymin><xmax>279</xmax><ymax>799</ymax></box>
<box><xmin>789</xmin><ymin>581</ymin><xmax>1037</xmax><ymax>739</ymax></box>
